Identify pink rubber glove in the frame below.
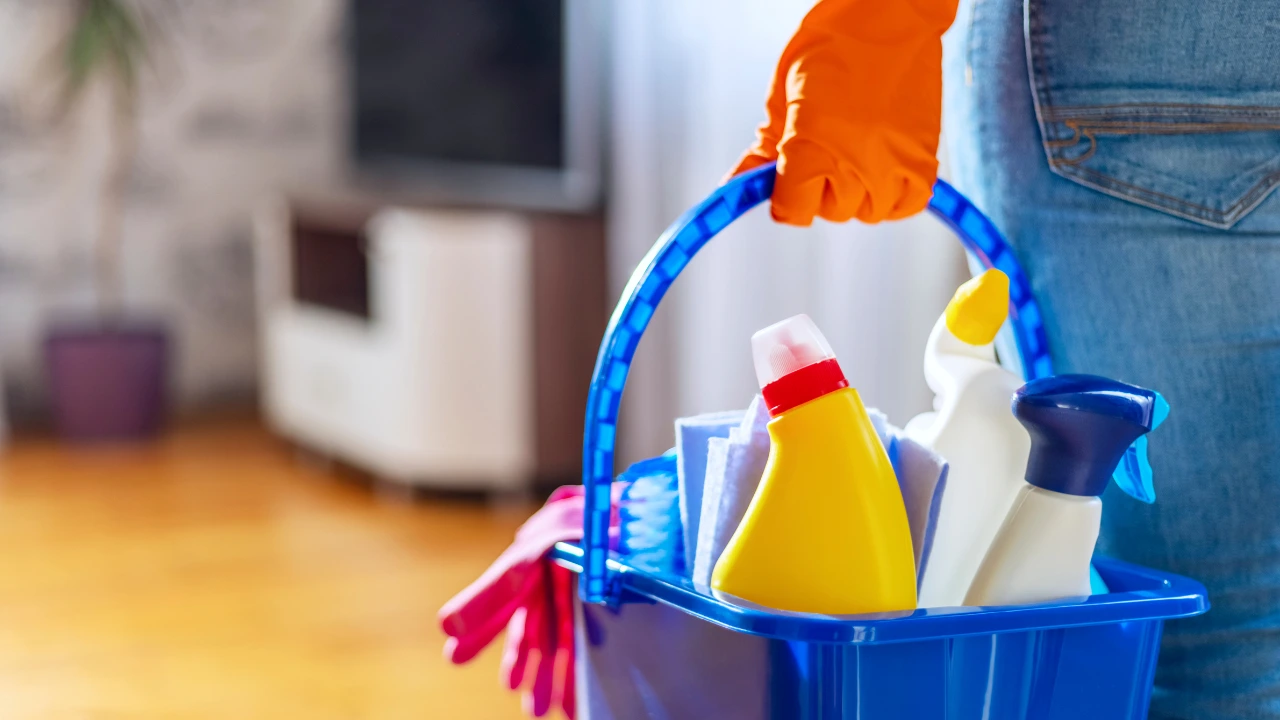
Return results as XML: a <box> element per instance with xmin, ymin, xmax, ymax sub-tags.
<box><xmin>440</xmin><ymin>487</ymin><xmax>585</xmax><ymax>656</ymax></box>
<box><xmin>440</xmin><ymin>485</ymin><xmax>621</xmax><ymax>719</ymax></box>
<box><xmin>498</xmin><ymin>559</ymin><xmax>577</xmax><ymax>717</ymax></box>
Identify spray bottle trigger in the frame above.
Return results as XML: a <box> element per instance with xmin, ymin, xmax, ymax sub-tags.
<box><xmin>1111</xmin><ymin>392</ymin><xmax>1169</xmax><ymax>504</ymax></box>
<box><xmin>1151</xmin><ymin>391</ymin><xmax>1171</xmax><ymax>428</ymax></box>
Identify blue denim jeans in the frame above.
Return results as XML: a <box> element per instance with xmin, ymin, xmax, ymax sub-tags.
<box><xmin>944</xmin><ymin>1</ymin><xmax>1280</xmax><ymax>718</ymax></box>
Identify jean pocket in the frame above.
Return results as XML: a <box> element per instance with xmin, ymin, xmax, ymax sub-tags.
<box><xmin>1025</xmin><ymin>0</ymin><xmax>1280</xmax><ymax>229</ymax></box>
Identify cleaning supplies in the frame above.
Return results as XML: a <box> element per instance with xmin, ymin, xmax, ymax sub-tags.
<box><xmin>965</xmin><ymin>374</ymin><xmax>1168</xmax><ymax>607</ymax></box>
<box><xmin>617</xmin><ymin>454</ymin><xmax>684</xmax><ymax>576</ymax></box>
<box><xmin>689</xmin><ymin>397</ymin><xmax>949</xmax><ymax>591</ymax></box>
<box><xmin>676</xmin><ymin>411</ymin><xmax>745</xmax><ymax>571</ymax></box>
<box><xmin>692</xmin><ymin>397</ymin><xmax>772</xmax><ymax>587</ymax></box>
<box><xmin>711</xmin><ymin>315</ymin><xmax>917</xmax><ymax>614</ymax></box>
<box><xmin>440</xmin><ymin>483</ymin><xmax>627</xmax><ymax>719</ymax></box>
<box><xmin>869</xmin><ymin>410</ymin><xmax>950</xmax><ymax>587</ymax></box>
<box><xmin>905</xmin><ymin>269</ymin><xmax>1031</xmax><ymax>607</ymax></box>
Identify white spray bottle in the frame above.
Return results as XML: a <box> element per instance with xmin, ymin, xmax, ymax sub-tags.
<box><xmin>965</xmin><ymin>374</ymin><xmax>1166</xmax><ymax>606</ymax></box>
<box><xmin>905</xmin><ymin>269</ymin><xmax>1031</xmax><ymax>608</ymax></box>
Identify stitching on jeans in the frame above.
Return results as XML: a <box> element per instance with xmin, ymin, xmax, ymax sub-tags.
<box><xmin>1043</xmin><ymin>123</ymin><xmax>1080</xmax><ymax>148</ymax></box>
<box><xmin>1042</xmin><ymin>103</ymin><xmax>1280</xmax><ymax>119</ymax></box>
<box><xmin>1049</xmin><ymin>126</ymin><xmax>1096</xmax><ymax>166</ymax></box>
<box><xmin>1069</xmin><ymin>121</ymin><xmax>1280</xmax><ymax>134</ymax></box>
<box><xmin>1065</xmin><ymin>162</ymin><xmax>1280</xmax><ymax>224</ymax></box>
<box><xmin>1023</xmin><ymin>0</ymin><xmax>1280</xmax><ymax>227</ymax></box>
<box><xmin>1025</xmin><ymin>0</ymin><xmax>1065</xmax><ymax>157</ymax></box>
<box><xmin>1052</xmin><ymin>159</ymin><xmax>1280</xmax><ymax>220</ymax></box>
<box><xmin>1045</xmin><ymin>118</ymin><xmax>1280</xmax><ymax>212</ymax></box>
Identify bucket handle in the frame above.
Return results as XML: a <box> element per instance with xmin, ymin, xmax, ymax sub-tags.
<box><xmin>579</xmin><ymin>162</ymin><xmax>1050</xmax><ymax>604</ymax></box>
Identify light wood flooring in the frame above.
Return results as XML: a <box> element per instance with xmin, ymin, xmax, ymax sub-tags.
<box><xmin>0</xmin><ymin>419</ymin><xmax>536</xmax><ymax>719</ymax></box>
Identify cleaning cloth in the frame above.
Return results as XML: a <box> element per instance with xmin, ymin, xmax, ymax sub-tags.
<box><xmin>675</xmin><ymin>409</ymin><xmax>745</xmax><ymax>572</ymax></box>
<box><xmin>685</xmin><ymin>399</ymin><xmax>949</xmax><ymax>589</ymax></box>
<box><xmin>869</xmin><ymin>409</ymin><xmax>950</xmax><ymax>586</ymax></box>
<box><xmin>692</xmin><ymin>396</ymin><xmax>771</xmax><ymax>587</ymax></box>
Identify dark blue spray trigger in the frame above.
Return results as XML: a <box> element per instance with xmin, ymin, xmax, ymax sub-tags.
<box><xmin>1112</xmin><ymin>392</ymin><xmax>1168</xmax><ymax>504</ymax></box>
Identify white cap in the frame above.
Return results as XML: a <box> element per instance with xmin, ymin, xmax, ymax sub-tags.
<box><xmin>750</xmin><ymin>314</ymin><xmax>837</xmax><ymax>389</ymax></box>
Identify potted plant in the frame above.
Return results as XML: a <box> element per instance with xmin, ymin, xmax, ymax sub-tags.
<box><xmin>43</xmin><ymin>0</ymin><xmax>168</xmax><ymax>442</ymax></box>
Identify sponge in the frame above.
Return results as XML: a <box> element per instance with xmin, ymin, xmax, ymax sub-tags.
<box><xmin>945</xmin><ymin>269</ymin><xmax>1009</xmax><ymax>346</ymax></box>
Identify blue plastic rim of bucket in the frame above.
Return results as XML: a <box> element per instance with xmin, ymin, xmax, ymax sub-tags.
<box><xmin>578</xmin><ymin>162</ymin><xmax>1053</xmax><ymax>605</ymax></box>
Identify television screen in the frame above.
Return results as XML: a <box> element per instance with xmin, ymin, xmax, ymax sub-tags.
<box><xmin>351</xmin><ymin>0</ymin><xmax>566</xmax><ymax>171</ymax></box>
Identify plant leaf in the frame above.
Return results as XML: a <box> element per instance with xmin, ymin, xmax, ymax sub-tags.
<box><xmin>65</xmin><ymin>2</ymin><xmax>106</xmax><ymax>98</ymax></box>
<box><xmin>60</xmin><ymin>0</ymin><xmax>151</xmax><ymax>109</ymax></box>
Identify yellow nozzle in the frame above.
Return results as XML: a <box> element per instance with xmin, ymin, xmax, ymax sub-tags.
<box><xmin>944</xmin><ymin>269</ymin><xmax>1009</xmax><ymax>346</ymax></box>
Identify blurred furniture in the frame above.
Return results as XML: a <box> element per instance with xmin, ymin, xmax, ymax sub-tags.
<box><xmin>252</xmin><ymin>0</ymin><xmax>608</xmax><ymax>490</ymax></box>
<box><xmin>253</xmin><ymin>192</ymin><xmax>606</xmax><ymax>491</ymax></box>
<box><xmin>349</xmin><ymin>0</ymin><xmax>604</xmax><ymax>212</ymax></box>
<box><xmin>0</xmin><ymin>362</ymin><xmax>7</xmax><ymax>449</ymax></box>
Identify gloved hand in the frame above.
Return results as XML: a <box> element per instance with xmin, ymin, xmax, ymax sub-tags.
<box><xmin>439</xmin><ymin>485</ymin><xmax>622</xmax><ymax>719</ymax></box>
<box><xmin>730</xmin><ymin>0</ymin><xmax>959</xmax><ymax>226</ymax></box>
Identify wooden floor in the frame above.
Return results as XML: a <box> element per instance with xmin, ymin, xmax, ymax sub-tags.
<box><xmin>0</xmin><ymin>420</ymin><xmax>537</xmax><ymax>719</ymax></box>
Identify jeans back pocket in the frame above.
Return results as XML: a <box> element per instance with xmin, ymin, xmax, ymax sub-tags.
<box><xmin>1026</xmin><ymin>0</ymin><xmax>1280</xmax><ymax>229</ymax></box>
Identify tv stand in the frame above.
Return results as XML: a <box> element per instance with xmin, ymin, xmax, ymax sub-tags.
<box><xmin>253</xmin><ymin>189</ymin><xmax>606</xmax><ymax>492</ymax></box>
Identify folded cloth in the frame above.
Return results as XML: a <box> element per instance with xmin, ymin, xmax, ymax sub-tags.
<box><xmin>692</xmin><ymin>396</ymin><xmax>771</xmax><ymax>587</ymax></box>
<box><xmin>869</xmin><ymin>409</ymin><xmax>950</xmax><ymax>586</ymax></box>
<box><xmin>675</xmin><ymin>409</ymin><xmax>745</xmax><ymax>572</ymax></box>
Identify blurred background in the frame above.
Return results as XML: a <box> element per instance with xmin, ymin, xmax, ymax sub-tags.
<box><xmin>0</xmin><ymin>0</ymin><xmax>965</xmax><ymax>717</ymax></box>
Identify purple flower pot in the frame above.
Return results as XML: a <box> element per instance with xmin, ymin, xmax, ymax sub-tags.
<box><xmin>44</xmin><ymin>324</ymin><xmax>169</xmax><ymax>442</ymax></box>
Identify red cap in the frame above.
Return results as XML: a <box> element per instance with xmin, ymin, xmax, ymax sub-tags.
<box><xmin>761</xmin><ymin>358</ymin><xmax>849</xmax><ymax>415</ymax></box>
<box><xmin>751</xmin><ymin>315</ymin><xmax>848</xmax><ymax>416</ymax></box>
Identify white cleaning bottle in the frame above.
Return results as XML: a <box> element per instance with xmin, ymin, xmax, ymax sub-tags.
<box><xmin>906</xmin><ymin>269</ymin><xmax>1031</xmax><ymax>608</ymax></box>
<box><xmin>965</xmin><ymin>375</ymin><xmax>1166</xmax><ymax>606</ymax></box>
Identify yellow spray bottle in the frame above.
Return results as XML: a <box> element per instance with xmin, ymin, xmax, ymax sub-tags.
<box><xmin>711</xmin><ymin>315</ymin><xmax>917</xmax><ymax>614</ymax></box>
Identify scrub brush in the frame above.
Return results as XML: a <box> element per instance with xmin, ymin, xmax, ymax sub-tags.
<box><xmin>616</xmin><ymin>453</ymin><xmax>685</xmax><ymax>577</ymax></box>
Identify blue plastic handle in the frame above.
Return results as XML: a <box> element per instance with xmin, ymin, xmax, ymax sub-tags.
<box><xmin>580</xmin><ymin>163</ymin><xmax>1052</xmax><ymax>604</ymax></box>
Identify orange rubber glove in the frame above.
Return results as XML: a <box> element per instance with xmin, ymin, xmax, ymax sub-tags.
<box><xmin>731</xmin><ymin>0</ymin><xmax>959</xmax><ymax>226</ymax></box>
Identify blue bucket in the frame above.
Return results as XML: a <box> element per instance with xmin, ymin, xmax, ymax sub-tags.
<box><xmin>557</xmin><ymin>164</ymin><xmax>1208</xmax><ymax>719</ymax></box>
